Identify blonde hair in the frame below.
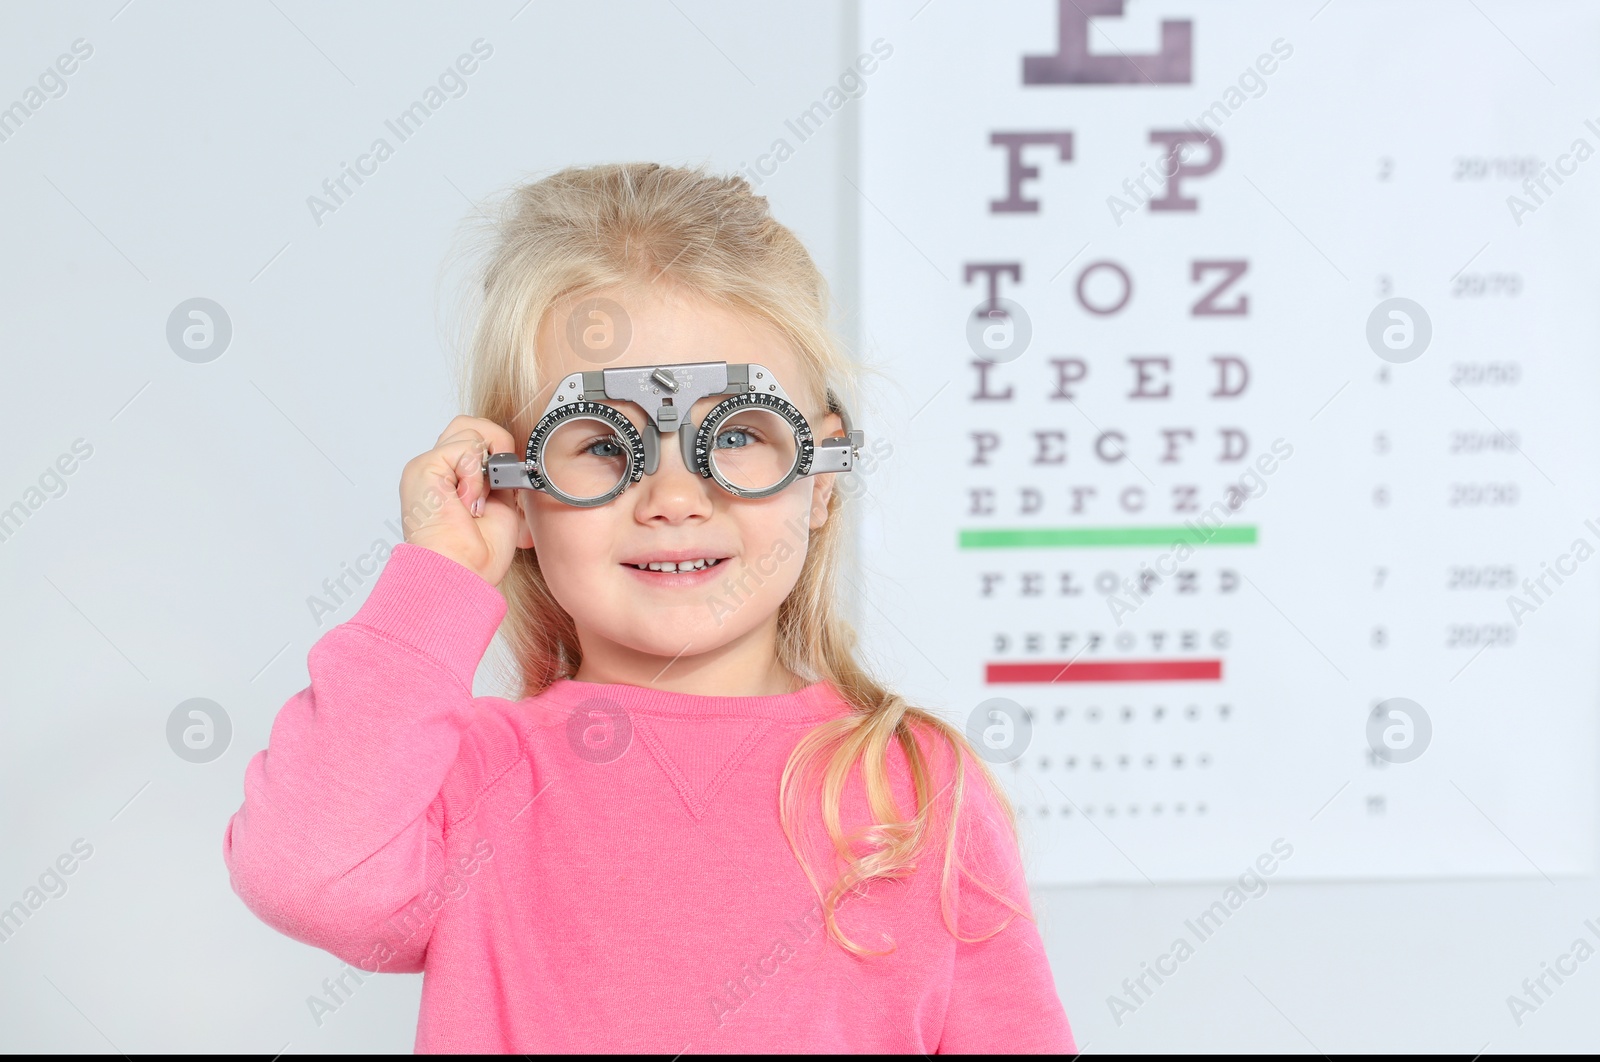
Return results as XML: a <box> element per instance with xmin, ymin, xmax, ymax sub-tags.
<box><xmin>457</xmin><ymin>162</ymin><xmax>1031</xmax><ymax>955</ymax></box>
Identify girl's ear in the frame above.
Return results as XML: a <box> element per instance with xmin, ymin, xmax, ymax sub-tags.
<box><xmin>808</xmin><ymin>411</ymin><xmax>845</xmax><ymax>530</ymax></box>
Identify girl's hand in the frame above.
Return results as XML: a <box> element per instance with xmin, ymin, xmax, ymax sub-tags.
<box><xmin>399</xmin><ymin>416</ymin><xmax>525</xmax><ymax>586</ymax></box>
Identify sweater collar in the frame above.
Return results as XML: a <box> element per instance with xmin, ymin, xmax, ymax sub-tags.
<box><xmin>542</xmin><ymin>677</ymin><xmax>847</xmax><ymax>723</ymax></box>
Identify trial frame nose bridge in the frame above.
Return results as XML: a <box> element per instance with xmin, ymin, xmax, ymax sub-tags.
<box><xmin>582</xmin><ymin>360</ymin><xmax>743</xmax><ymax>475</ymax></box>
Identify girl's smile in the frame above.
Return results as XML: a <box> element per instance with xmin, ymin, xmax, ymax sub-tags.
<box><xmin>620</xmin><ymin>551</ymin><xmax>730</xmax><ymax>586</ymax></box>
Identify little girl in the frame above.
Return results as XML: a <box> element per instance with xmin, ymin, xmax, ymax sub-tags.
<box><xmin>223</xmin><ymin>163</ymin><xmax>1076</xmax><ymax>1053</ymax></box>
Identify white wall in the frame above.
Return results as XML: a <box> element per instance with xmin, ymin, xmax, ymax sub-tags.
<box><xmin>0</xmin><ymin>0</ymin><xmax>1593</xmax><ymax>1053</ymax></box>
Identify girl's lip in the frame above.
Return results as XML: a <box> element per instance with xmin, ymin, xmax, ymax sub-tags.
<box><xmin>620</xmin><ymin>561</ymin><xmax>728</xmax><ymax>587</ymax></box>
<box><xmin>618</xmin><ymin>549</ymin><xmax>733</xmax><ymax>565</ymax></box>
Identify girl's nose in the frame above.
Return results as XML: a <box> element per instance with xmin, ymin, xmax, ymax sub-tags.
<box><xmin>634</xmin><ymin>429</ymin><xmax>714</xmax><ymax>523</ymax></box>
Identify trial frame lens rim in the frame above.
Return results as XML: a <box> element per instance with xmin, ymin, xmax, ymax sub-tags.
<box><xmin>526</xmin><ymin>401</ymin><xmax>645</xmax><ymax>507</ymax></box>
<box><xmin>694</xmin><ymin>391</ymin><xmax>814</xmax><ymax>499</ymax></box>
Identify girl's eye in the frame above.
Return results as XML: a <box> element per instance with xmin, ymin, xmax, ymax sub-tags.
<box><xmin>715</xmin><ymin>424</ymin><xmax>765</xmax><ymax>449</ymax></box>
<box><xmin>582</xmin><ymin>435</ymin><xmax>624</xmax><ymax>458</ymax></box>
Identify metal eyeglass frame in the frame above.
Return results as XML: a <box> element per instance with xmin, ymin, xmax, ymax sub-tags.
<box><xmin>480</xmin><ymin>360</ymin><xmax>864</xmax><ymax>507</ymax></box>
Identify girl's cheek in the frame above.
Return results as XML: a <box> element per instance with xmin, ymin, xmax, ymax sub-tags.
<box><xmin>528</xmin><ymin>501</ymin><xmax>613</xmax><ymax>553</ymax></box>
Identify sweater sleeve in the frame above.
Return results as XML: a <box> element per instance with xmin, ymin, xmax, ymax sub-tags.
<box><xmin>222</xmin><ymin>543</ymin><xmax>507</xmax><ymax>974</ymax></box>
<box><xmin>937</xmin><ymin>746</ymin><xmax>1076</xmax><ymax>1055</ymax></box>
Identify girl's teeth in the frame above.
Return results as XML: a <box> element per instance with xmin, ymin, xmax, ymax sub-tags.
<box><xmin>634</xmin><ymin>558</ymin><xmax>721</xmax><ymax>572</ymax></box>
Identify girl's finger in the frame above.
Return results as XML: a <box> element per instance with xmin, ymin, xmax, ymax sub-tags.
<box><xmin>437</xmin><ymin>431</ymin><xmax>498</xmax><ymax>510</ymax></box>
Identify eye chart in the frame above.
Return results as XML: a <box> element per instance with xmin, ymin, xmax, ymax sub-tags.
<box><xmin>857</xmin><ymin>0</ymin><xmax>1600</xmax><ymax>883</ymax></box>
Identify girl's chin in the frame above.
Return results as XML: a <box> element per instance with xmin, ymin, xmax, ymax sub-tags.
<box><xmin>593</xmin><ymin>617</ymin><xmax>752</xmax><ymax>660</ymax></box>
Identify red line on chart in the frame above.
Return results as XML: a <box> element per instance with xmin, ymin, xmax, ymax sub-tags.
<box><xmin>986</xmin><ymin>659</ymin><xmax>1224</xmax><ymax>683</ymax></box>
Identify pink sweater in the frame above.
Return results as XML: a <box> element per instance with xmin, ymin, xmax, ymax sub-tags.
<box><xmin>223</xmin><ymin>544</ymin><xmax>1075</xmax><ymax>1053</ymax></box>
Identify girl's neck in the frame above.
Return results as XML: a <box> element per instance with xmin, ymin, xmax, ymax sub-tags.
<box><xmin>572</xmin><ymin>623</ymin><xmax>803</xmax><ymax>697</ymax></box>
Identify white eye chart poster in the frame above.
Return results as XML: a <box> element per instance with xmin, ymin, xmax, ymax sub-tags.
<box><xmin>857</xmin><ymin>0</ymin><xmax>1600</xmax><ymax>883</ymax></box>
